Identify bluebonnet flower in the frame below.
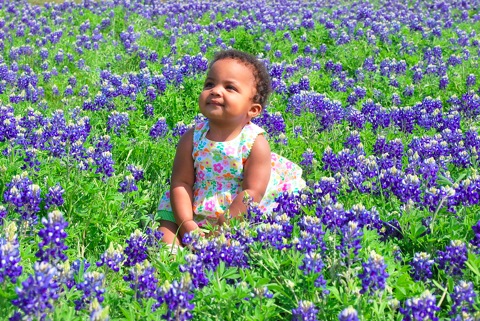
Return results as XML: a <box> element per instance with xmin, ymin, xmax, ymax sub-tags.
<box><xmin>217</xmin><ymin>236</ymin><xmax>250</xmax><ymax>269</ymax></box>
<box><xmin>299</xmin><ymin>251</ymin><xmax>324</xmax><ymax>275</ymax></box>
<box><xmin>95</xmin><ymin>151</ymin><xmax>115</xmax><ymax>178</ymax></box>
<box><xmin>410</xmin><ymin>252</ymin><xmax>434</xmax><ymax>282</ymax></box>
<box><xmin>179</xmin><ymin>253</ymin><xmax>209</xmax><ymax>289</ymax></box>
<box><xmin>338</xmin><ymin>306</ymin><xmax>359</xmax><ymax>321</ymax></box>
<box><xmin>107</xmin><ymin>111</ymin><xmax>129</xmax><ymax>135</ymax></box>
<box><xmin>44</xmin><ymin>183</ymin><xmax>65</xmax><ymax>210</ymax></box>
<box><xmin>118</xmin><ymin>174</ymin><xmax>138</xmax><ymax>193</ymax></box>
<box><xmin>124</xmin><ymin>260</ymin><xmax>158</xmax><ymax>302</ymax></box>
<box><xmin>64</xmin><ymin>85</ymin><xmax>73</xmax><ymax>97</ymax></box>
<box><xmin>399</xmin><ymin>290</ymin><xmax>440</xmax><ymax>321</ymax></box>
<box><xmin>96</xmin><ymin>243</ymin><xmax>124</xmax><ymax>272</ymax></box>
<box><xmin>3</xmin><ymin>173</ymin><xmax>41</xmax><ymax>224</ymax></box>
<box><xmin>298</xmin><ymin>251</ymin><xmax>328</xmax><ymax>289</ymax></box>
<box><xmin>66</xmin><ymin>259</ymin><xmax>91</xmax><ymax>289</ymax></box>
<box><xmin>75</xmin><ymin>271</ymin><xmax>106</xmax><ymax>311</ymax></box>
<box><xmin>436</xmin><ymin>240</ymin><xmax>468</xmax><ymax>277</ymax></box>
<box><xmin>300</xmin><ymin>148</ymin><xmax>315</xmax><ymax>173</ymax></box>
<box><xmin>144</xmin><ymin>104</ymin><xmax>154</xmax><ymax>117</ymax></box>
<box><xmin>36</xmin><ymin>210</ymin><xmax>68</xmax><ymax>264</ymax></box>
<box><xmin>295</xmin><ymin>216</ymin><xmax>326</xmax><ymax>253</ymax></box>
<box><xmin>153</xmin><ymin>274</ymin><xmax>195</xmax><ymax>321</ymax></box>
<box><xmin>0</xmin><ymin>222</ymin><xmax>22</xmax><ymax>284</ymax></box>
<box><xmin>439</xmin><ymin>76</ymin><xmax>449</xmax><ymax>90</ymax></box>
<box><xmin>404</xmin><ymin>84</ymin><xmax>414</xmax><ymax>97</ymax></box>
<box><xmin>466</xmin><ymin>74</ymin><xmax>476</xmax><ymax>87</ymax></box>
<box><xmin>358</xmin><ymin>251</ymin><xmax>389</xmax><ymax>295</ymax></box>
<box><xmin>124</xmin><ymin>230</ymin><xmax>148</xmax><ymax>267</ymax></box>
<box><xmin>470</xmin><ymin>220</ymin><xmax>480</xmax><ymax>253</ymax></box>
<box><xmin>173</xmin><ymin>121</ymin><xmax>191</xmax><ymax>137</ymax></box>
<box><xmin>127</xmin><ymin>164</ymin><xmax>144</xmax><ymax>181</ymax></box>
<box><xmin>336</xmin><ymin>221</ymin><xmax>363</xmax><ymax>264</ymax></box>
<box><xmin>292</xmin><ymin>300</ymin><xmax>318</xmax><ymax>321</ymax></box>
<box><xmin>149</xmin><ymin>117</ymin><xmax>168</xmax><ymax>139</ymax></box>
<box><xmin>11</xmin><ymin>262</ymin><xmax>60</xmax><ymax>320</ymax></box>
<box><xmin>0</xmin><ymin>205</ymin><xmax>6</xmax><ymax>225</ymax></box>
<box><xmin>450</xmin><ymin>281</ymin><xmax>477</xmax><ymax>317</ymax></box>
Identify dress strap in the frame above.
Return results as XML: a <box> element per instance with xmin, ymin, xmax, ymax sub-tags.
<box><xmin>192</xmin><ymin>120</ymin><xmax>209</xmax><ymax>151</ymax></box>
<box><xmin>240</xmin><ymin>122</ymin><xmax>265</xmax><ymax>162</ymax></box>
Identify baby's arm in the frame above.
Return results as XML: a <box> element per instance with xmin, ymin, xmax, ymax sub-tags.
<box><xmin>222</xmin><ymin>134</ymin><xmax>271</xmax><ymax>222</ymax></box>
<box><xmin>170</xmin><ymin>128</ymin><xmax>199</xmax><ymax>240</ymax></box>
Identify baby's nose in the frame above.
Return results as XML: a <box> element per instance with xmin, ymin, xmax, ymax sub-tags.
<box><xmin>210</xmin><ymin>87</ymin><xmax>221</xmax><ymax>95</ymax></box>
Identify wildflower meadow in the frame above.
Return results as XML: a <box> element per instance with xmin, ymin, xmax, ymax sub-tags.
<box><xmin>1</xmin><ymin>0</ymin><xmax>480</xmax><ymax>320</ymax></box>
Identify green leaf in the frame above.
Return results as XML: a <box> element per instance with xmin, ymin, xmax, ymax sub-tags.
<box><xmin>466</xmin><ymin>253</ymin><xmax>480</xmax><ymax>277</ymax></box>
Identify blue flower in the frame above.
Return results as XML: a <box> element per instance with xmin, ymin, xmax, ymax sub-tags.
<box><xmin>436</xmin><ymin>240</ymin><xmax>468</xmax><ymax>277</ymax></box>
<box><xmin>450</xmin><ymin>280</ymin><xmax>477</xmax><ymax>317</ymax></box>
<box><xmin>358</xmin><ymin>251</ymin><xmax>389</xmax><ymax>295</ymax></box>
<box><xmin>12</xmin><ymin>262</ymin><xmax>60</xmax><ymax>320</ymax></box>
<box><xmin>36</xmin><ymin>210</ymin><xmax>69</xmax><ymax>264</ymax></box>
<box><xmin>124</xmin><ymin>260</ymin><xmax>158</xmax><ymax>302</ymax></box>
<box><xmin>399</xmin><ymin>290</ymin><xmax>440</xmax><ymax>321</ymax></box>
<box><xmin>292</xmin><ymin>300</ymin><xmax>318</xmax><ymax>321</ymax></box>
<box><xmin>0</xmin><ymin>222</ymin><xmax>22</xmax><ymax>284</ymax></box>
<box><xmin>410</xmin><ymin>252</ymin><xmax>434</xmax><ymax>282</ymax></box>
<box><xmin>338</xmin><ymin>306</ymin><xmax>359</xmax><ymax>321</ymax></box>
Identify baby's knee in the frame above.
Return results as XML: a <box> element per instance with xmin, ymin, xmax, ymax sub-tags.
<box><xmin>159</xmin><ymin>220</ymin><xmax>180</xmax><ymax>245</ymax></box>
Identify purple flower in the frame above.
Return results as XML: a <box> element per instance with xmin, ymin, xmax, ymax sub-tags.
<box><xmin>410</xmin><ymin>252</ymin><xmax>434</xmax><ymax>282</ymax></box>
<box><xmin>179</xmin><ymin>253</ymin><xmax>209</xmax><ymax>289</ymax></box>
<box><xmin>0</xmin><ymin>222</ymin><xmax>22</xmax><ymax>284</ymax></box>
<box><xmin>75</xmin><ymin>271</ymin><xmax>106</xmax><ymax>311</ymax></box>
<box><xmin>149</xmin><ymin>117</ymin><xmax>168</xmax><ymax>139</ymax></box>
<box><xmin>11</xmin><ymin>262</ymin><xmax>60</xmax><ymax>320</ymax></box>
<box><xmin>118</xmin><ymin>174</ymin><xmax>138</xmax><ymax>193</ymax></box>
<box><xmin>144</xmin><ymin>104</ymin><xmax>154</xmax><ymax>117</ymax></box>
<box><xmin>299</xmin><ymin>252</ymin><xmax>324</xmax><ymax>275</ymax></box>
<box><xmin>439</xmin><ymin>76</ymin><xmax>449</xmax><ymax>90</ymax></box>
<box><xmin>127</xmin><ymin>164</ymin><xmax>144</xmax><ymax>181</ymax></box>
<box><xmin>358</xmin><ymin>251</ymin><xmax>389</xmax><ymax>295</ymax></box>
<box><xmin>336</xmin><ymin>221</ymin><xmax>363</xmax><ymax>264</ymax></box>
<box><xmin>450</xmin><ymin>280</ymin><xmax>477</xmax><ymax>317</ymax></box>
<box><xmin>36</xmin><ymin>210</ymin><xmax>69</xmax><ymax>264</ymax></box>
<box><xmin>153</xmin><ymin>274</ymin><xmax>195</xmax><ymax>321</ymax></box>
<box><xmin>44</xmin><ymin>183</ymin><xmax>65</xmax><ymax>210</ymax></box>
<box><xmin>292</xmin><ymin>300</ymin><xmax>318</xmax><ymax>321</ymax></box>
<box><xmin>96</xmin><ymin>243</ymin><xmax>124</xmax><ymax>272</ymax></box>
<box><xmin>300</xmin><ymin>148</ymin><xmax>315</xmax><ymax>172</ymax></box>
<box><xmin>124</xmin><ymin>230</ymin><xmax>148</xmax><ymax>267</ymax></box>
<box><xmin>107</xmin><ymin>111</ymin><xmax>129</xmax><ymax>135</ymax></box>
<box><xmin>470</xmin><ymin>220</ymin><xmax>480</xmax><ymax>253</ymax></box>
<box><xmin>436</xmin><ymin>240</ymin><xmax>468</xmax><ymax>277</ymax></box>
<box><xmin>95</xmin><ymin>151</ymin><xmax>115</xmax><ymax>178</ymax></box>
<box><xmin>3</xmin><ymin>173</ymin><xmax>41</xmax><ymax>224</ymax></box>
<box><xmin>399</xmin><ymin>290</ymin><xmax>440</xmax><ymax>321</ymax></box>
<box><xmin>0</xmin><ymin>205</ymin><xmax>6</xmax><ymax>224</ymax></box>
<box><xmin>466</xmin><ymin>74</ymin><xmax>476</xmax><ymax>87</ymax></box>
<box><xmin>124</xmin><ymin>260</ymin><xmax>158</xmax><ymax>302</ymax></box>
<box><xmin>338</xmin><ymin>306</ymin><xmax>359</xmax><ymax>321</ymax></box>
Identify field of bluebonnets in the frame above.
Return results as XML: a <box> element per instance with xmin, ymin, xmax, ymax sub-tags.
<box><xmin>2</xmin><ymin>0</ymin><xmax>480</xmax><ymax>320</ymax></box>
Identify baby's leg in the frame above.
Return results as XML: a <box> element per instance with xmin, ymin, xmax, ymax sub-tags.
<box><xmin>159</xmin><ymin>220</ymin><xmax>181</xmax><ymax>254</ymax></box>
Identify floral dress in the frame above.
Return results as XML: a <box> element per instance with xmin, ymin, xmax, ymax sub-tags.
<box><xmin>157</xmin><ymin>120</ymin><xmax>305</xmax><ymax>227</ymax></box>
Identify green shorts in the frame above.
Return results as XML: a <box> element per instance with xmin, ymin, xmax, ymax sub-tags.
<box><xmin>156</xmin><ymin>210</ymin><xmax>176</xmax><ymax>224</ymax></box>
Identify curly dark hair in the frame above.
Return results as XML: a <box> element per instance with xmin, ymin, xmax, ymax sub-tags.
<box><xmin>210</xmin><ymin>49</ymin><xmax>272</xmax><ymax>108</ymax></box>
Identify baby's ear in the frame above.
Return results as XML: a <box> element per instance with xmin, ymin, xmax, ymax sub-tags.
<box><xmin>249</xmin><ymin>103</ymin><xmax>262</xmax><ymax>118</ymax></box>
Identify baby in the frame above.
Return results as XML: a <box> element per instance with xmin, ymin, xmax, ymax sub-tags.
<box><xmin>157</xmin><ymin>49</ymin><xmax>305</xmax><ymax>247</ymax></box>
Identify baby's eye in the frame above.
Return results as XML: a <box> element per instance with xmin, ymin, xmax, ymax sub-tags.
<box><xmin>203</xmin><ymin>82</ymin><xmax>214</xmax><ymax>89</ymax></box>
<box><xmin>226</xmin><ymin>85</ymin><xmax>237</xmax><ymax>91</ymax></box>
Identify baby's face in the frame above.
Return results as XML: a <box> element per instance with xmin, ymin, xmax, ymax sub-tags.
<box><xmin>199</xmin><ymin>58</ymin><xmax>261</xmax><ymax>126</ymax></box>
